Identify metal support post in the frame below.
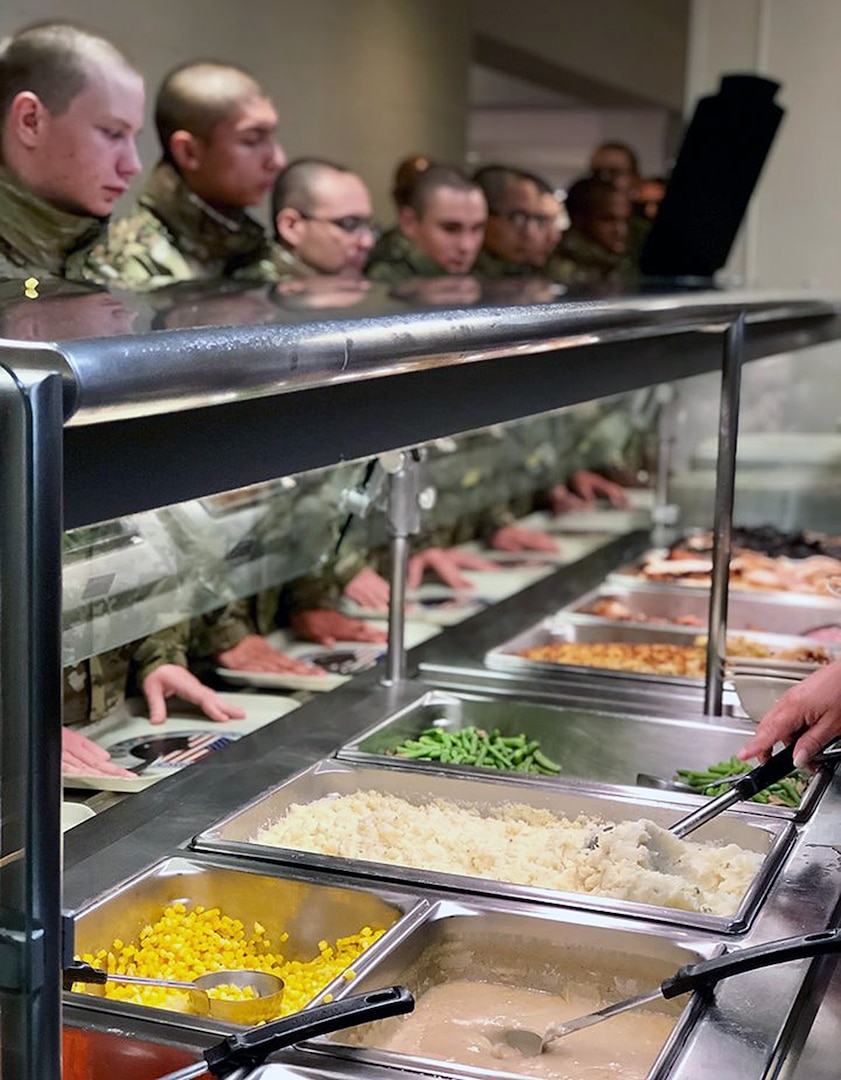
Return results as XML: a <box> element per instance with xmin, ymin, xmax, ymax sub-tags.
<box><xmin>382</xmin><ymin>450</ymin><xmax>429</xmax><ymax>686</ymax></box>
<box><xmin>651</xmin><ymin>383</ymin><xmax>680</xmax><ymax>548</ymax></box>
<box><xmin>704</xmin><ymin>316</ymin><xmax>745</xmax><ymax>715</ymax></box>
<box><xmin>0</xmin><ymin>364</ymin><xmax>65</xmax><ymax>1079</ymax></box>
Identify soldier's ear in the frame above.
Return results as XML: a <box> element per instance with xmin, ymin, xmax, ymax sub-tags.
<box><xmin>169</xmin><ymin>129</ymin><xmax>203</xmax><ymax>174</ymax></box>
<box><xmin>7</xmin><ymin>91</ymin><xmax>46</xmax><ymax>149</ymax></box>
<box><xmin>275</xmin><ymin>207</ymin><xmax>304</xmax><ymax>247</ymax></box>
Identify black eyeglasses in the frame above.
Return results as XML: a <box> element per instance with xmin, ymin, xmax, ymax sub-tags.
<box><xmin>489</xmin><ymin>210</ymin><xmax>551</xmax><ymax>229</ymax></box>
<box><xmin>297</xmin><ymin>211</ymin><xmax>374</xmax><ymax>235</ymax></box>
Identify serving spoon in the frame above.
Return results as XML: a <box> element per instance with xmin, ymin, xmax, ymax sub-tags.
<box><xmin>502</xmin><ymin>928</ymin><xmax>841</xmax><ymax>1056</ymax></box>
<box><xmin>66</xmin><ymin>960</ymin><xmax>285</xmax><ymax>1024</ymax></box>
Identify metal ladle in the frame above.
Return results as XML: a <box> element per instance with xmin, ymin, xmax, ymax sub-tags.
<box><xmin>502</xmin><ymin>928</ymin><xmax>841</xmax><ymax>1056</ymax></box>
<box><xmin>66</xmin><ymin>960</ymin><xmax>285</xmax><ymax>1025</ymax></box>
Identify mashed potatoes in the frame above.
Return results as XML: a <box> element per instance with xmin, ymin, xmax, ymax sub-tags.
<box><xmin>253</xmin><ymin>791</ymin><xmax>763</xmax><ymax>915</ymax></box>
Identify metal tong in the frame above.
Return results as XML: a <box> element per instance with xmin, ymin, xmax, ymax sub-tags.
<box><xmin>669</xmin><ymin>741</ymin><xmax>798</xmax><ymax>838</ymax></box>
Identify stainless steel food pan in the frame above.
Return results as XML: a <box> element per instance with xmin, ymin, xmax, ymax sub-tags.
<box><xmin>568</xmin><ymin>582</ymin><xmax>841</xmax><ymax>638</ymax></box>
<box><xmin>312</xmin><ymin>898</ymin><xmax>715</xmax><ymax>1080</ymax></box>
<box><xmin>192</xmin><ymin>759</ymin><xmax>792</xmax><ymax>934</ymax></box>
<box><xmin>608</xmin><ymin>549</ymin><xmax>841</xmax><ymax>599</ymax></box>
<box><xmin>336</xmin><ymin>689</ymin><xmax>826</xmax><ymax>821</ymax></box>
<box><xmin>484</xmin><ymin>615</ymin><xmax>837</xmax><ymax>686</ymax></box>
<box><xmin>67</xmin><ymin>853</ymin><xmax>425</xmax><ymax>1033</ymax></box>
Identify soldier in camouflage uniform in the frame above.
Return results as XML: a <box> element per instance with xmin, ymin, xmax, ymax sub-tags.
<box><xmin>98</xmin><ymin>61</ymin><xmax>285</xmax><ymax>289</ymax></box>
<box><xmin>366</xmin><ymin>165</ymin><xmax>487</xmax><ymax>284</ymax></box>
<box><xmin>255</xmin><ymin>159</ymin><xmax>375</xmax><ymax>284</ymax></box>
<box><xmin>0</xmin><ymin>26</ymin><xmax>245</xmax><ymax>765</ymax></box>
<box><xmin>546</xmin><ymin>177</ymin><xmax>637</xmax><ymax>289</ymax></box>
<box><xmin>0</xmin><ymin>23</ymin><xmax>144</xmax><ymax>286</ymax></box>
<box><xmin>472</xmin><ymin>167</ymin><xmax>546</xmax><ymax>278</ymax></box>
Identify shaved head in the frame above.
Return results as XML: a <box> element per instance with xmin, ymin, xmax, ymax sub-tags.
<box><xmin>155</xmin><ymin>61</ymin><xmax>264</xmax><ymax>157</ymax></box>
<box><xmin>272</xmin><ymin>158</ymin><xmax>350</xmax><ymax>219</ymax></box>
<box><xmin>0</xmin><ymin>21</ymin><xmax>136</xmax><ymax>128</ymax></box>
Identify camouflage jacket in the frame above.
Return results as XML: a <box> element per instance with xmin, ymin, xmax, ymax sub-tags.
<box><xmin>97</xmin><ymin>162</ymin><xmax>273</xmax><ymax>289</ymax></box>
<box><xmin>546</xmin><ymin>228</ymin><xmax>637</xmax><ymax>288</ymax></box>
<box><xmin>472</xmin><ymin>247</ymin><xmax>534</xmax><ymax>278</ymax></box>
<box><xmin>365</xmin><ymin>230</ymin><xmax>444</xmax><ymax>283</ymax></box>
<box><xmin>0</xmin><ymin>166</ymin><xmax>111</xmax><ymax>284</ymax></box>
<box><xmin>237</xmin><ymin>241</ymin><xmax>316</xmax><ymax>285</ymax></box>
<box><xmin>63</xmin><ymin>620</ymin><xmax>190</xmax><ymax>725</ymax></box>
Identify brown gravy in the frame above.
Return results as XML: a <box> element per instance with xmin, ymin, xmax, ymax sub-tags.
<box><xmin>365</xmin><ymin>979</ymin><xmax>675</xmax><ymax>1079</ymax></box>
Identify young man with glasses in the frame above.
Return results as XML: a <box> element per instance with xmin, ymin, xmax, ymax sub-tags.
<box><xmin>472</xmin><ymin>166</ymin><xmax>547</xmax><ymax>277</ymax></box>
<box><xmin>268</xmin><ymin>159</ymin><xmax>375</xmax><ymax>279</ymax></box>
<box><xmin>102</xmin><ymin>60</ymin><xmax>286</xmax><ymax>288</ymax></box>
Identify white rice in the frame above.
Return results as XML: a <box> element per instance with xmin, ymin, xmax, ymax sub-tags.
<box><xmin>253</xmin><ymin>791</ymin><xmax>763</xmax><ymax>915</ymax></box>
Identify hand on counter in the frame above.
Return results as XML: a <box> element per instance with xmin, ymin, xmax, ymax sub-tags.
<box><xmin>548</xmin><ymin>484</ymin><xmax>590</xmax><ymax>514</ymax></box>
<box><xmin>344</xmin><ymin>566</ymin><xmax>391</xmax><ymax>611</ymax></box>
<box><xmin>62</xmin><ymin>727</ymin><xmax>134</xmax><ymax>778</ymax></box>
<box><xmin>569</xmin><ymin>470</ymin><xmax>630</xmax><ymax>508</ymax></box>
<box><xmin>291</xmin><ymin>609</ymin><xmax>388</xmax><ymax>649</ymax></box>
<box><xmin>739</xmin><ymin>659</ymin><xmax>841</xmax><ymax>767</ymax></box>
<box><xmin>216</xmin><ymin>634</ymin><xmax>325</xmax><ymax>676</ymax></box>
<box><xmin>142</xmin><ymin>664</ymin><xmax>247</xmax><ymax>725</ymax></box>
<box><xmin>407</xmin><ymin>547</ymin><xmax>498</xmax><ymax>592</ymax></box>
<box><xmin>490</xmin><ymin>525</ymin><xmax>559</xmax><ymax>553</ymax></box>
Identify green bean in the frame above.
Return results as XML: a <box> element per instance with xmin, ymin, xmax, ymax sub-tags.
<box><xmin>389</xmin><ymin>724</ymin><xmax>564</xmax><ymax>777</ymax></box>
<box><xmin>534</xmin><ymin>750</ymin><xmax>562</xmax><ymax>773</ymax></box>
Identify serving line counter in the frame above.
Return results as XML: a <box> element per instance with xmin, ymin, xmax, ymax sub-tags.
<box><xmin>2</xmin><ymin>281</ymin><xmax>841</xmax><ymax>1079</ymax></box>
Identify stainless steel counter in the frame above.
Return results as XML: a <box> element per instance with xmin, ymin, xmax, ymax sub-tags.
<box><xmin>4</xmin><ymin>284</ymin><xmax>840</xmax><ymax>1077</ymax></box>
<box><xmin>62</xmin><ymin>540</ymin><xmax>841</xmax><ymax>1080</ymax></box>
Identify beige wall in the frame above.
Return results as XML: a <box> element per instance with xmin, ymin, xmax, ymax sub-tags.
<box><xmin>473</xmin><ymin>0</ymin><xmax>690</xmax><ymax>110</ymax></box>
<box><xmin>687</xmin><ymin>0</ymin><xmax>841</xmax><ymax>292</ymax></box>
<box><xmin>1</xmin><ymin>0</ymin><xmax>472</xmax><ymax>221</ymax></box>
<box><xmin>673</xmin><ymin>0</ymin><xmax>841</xmax><ymax>468</ymax></box>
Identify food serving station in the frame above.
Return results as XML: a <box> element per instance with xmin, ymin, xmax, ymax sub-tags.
<box><xmin>3</xmin><ymin>281</ymin><xmax>841</xmax><ymax>1080</ymax></box>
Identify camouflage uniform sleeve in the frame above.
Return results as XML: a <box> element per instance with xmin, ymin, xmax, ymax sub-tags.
<box><xmin>63</xmin><ymin>644</ymin><xmax>134</xmax><ymax>725</ymax></box>
<box><xmin>96</xmin><ymin>212</ymin><xmax>195</xmax><ymax>291</ymax></box>
<box><xmin>189</xmin><ymin>600</ymin><xmax>255</xmax><ymax>660</ymax></box>
<box><xmin>280</xmin><ymin>549</ymin><xmax>369</xmax><ymax>615</ymax></box>
<box><xmin>365</xmin><ymin>259</ymin><xmax>413</xmax><ymax>284</ymax></box>
<box><xmin>130</xmin><ymin>621</ymin><xmax>190</xmax><ymax>686</ymax></box>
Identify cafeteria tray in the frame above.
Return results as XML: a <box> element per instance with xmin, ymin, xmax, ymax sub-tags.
<box><xmin>67</xmin><ymin>853</ymin><xmax>426</xmax><ymax>1034</ymax></box>
<box><xmin>484</xmin><ymin>614</ymin><xmax>838</xmax><ymax>685</ymax></box>
<box><xmin>312</xmin><ymin>898</ymin><xmax>714</xmax><ymax>1080</ymax></box>
<box><xmin>336</xmin><ymin>689</ymin><xmax>827</xmax><ymax>821</ymax></box>
<box><xmin>192</xmin><ymin>759</ymin><xmax>793</xmax><ymax>934</ymax></box>
<box><xmin>568</xmin><ymin>582</ymin><xmax>841</xmax><ymax>638</ymax></box>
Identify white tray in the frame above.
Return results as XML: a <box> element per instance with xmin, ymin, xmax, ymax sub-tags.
<box><xmin>63</xmin><ymin>692</ymin><xmax>299</xmax><ymax>792</ymax></box>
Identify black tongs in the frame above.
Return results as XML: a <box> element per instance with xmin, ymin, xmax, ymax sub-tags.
<box><xmin>669</xmin><ymin>741</ymin><xmax>799</xmax><ymax>838</ymax></box>
<box><xmin>157</xmin><ymin>985</ymin><xmax>413</xmax><ymax>1080</ymax></box>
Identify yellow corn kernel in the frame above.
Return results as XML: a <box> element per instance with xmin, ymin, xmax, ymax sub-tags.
<box><xmin>74</xmin><ymin>901</ymin><xmax>385</xmax><ymax>1020</ymax></box>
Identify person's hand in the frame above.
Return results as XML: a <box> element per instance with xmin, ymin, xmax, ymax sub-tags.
<box><xmin>343</xmin><ymin>567</ymin><xmax>391</xmax><ymax>611</ymax></box>
<box><xmin>141</xmin><ymin>664</ymin><xmax>247</xmax><ymax>726</ymax></box>
<box><xmin>548</xmin><ymin>484</ymin><xmax>590</xmax><ymax>514</ymax></box>
<box><xmin>490</xmin><ymin>525</ymin><xmax>559</xmax><ymax>553</ymax></box>
<box><xmin>739</xmin><ymin>659</ymin><xmax>841</xmax><ymax>768</ymax></box>
<box><xmin>569</xmin><ymin>470</ymin><xmax>631</xmax><ymax>508</ymax></box>
<box><xmin>407</xmin><ymin>548</ymin><xmax>498</xmax><ymax>591</ymax></box>
<box><xmin>290</xmin><ymin>609</ymin><xmax>388</xmax><ymax>649</ymax></box>
<box><xmin>216</xmin><ymin>634</ymin><xmax>324</xmax><ymax>676</ymax></box>
<box><xmin>62</xmin><ymin>727</ymin><xmax>134</xmax><ymax>778</ymax></box>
